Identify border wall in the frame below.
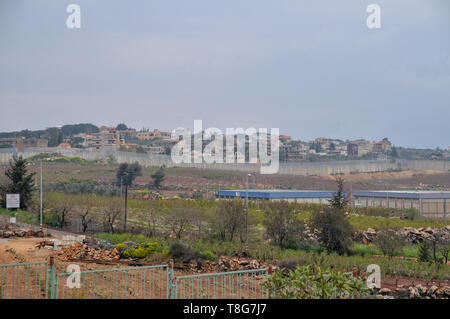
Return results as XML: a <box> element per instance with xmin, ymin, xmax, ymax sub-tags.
<box><xmin>0</xmin><ymin>148</ymin><xmax>448</xmax><ymax>176</ymax></box>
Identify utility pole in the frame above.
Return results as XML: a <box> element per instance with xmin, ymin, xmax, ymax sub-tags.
<box><xmin>39</xmin><ymin>160</ymin><xmax>43</xmax><ymax>231</ymax></box>
<box><xmin>120</xmin><ymin>177</ymin><xmax>123</xmax><ymax>197</ymax></box>
<box><xmin>124</xmin><ymin>174</ymin><xmax>128</xmax><ymax>233</ymax></box>
<box><xmin>350</xmin><ymin>181</ymin><xmax>354</xmax><ymax>214</ymax></box>
<box><xmin>246</xmin><ymin>173</ymin><xmax>251</xmax><ymax>245</ymax></box>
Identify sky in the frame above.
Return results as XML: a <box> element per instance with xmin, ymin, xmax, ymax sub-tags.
<box><xmin>0</xmin><ymin>0</ymin><xmax>449</xmax><ymax>149</ymax></box>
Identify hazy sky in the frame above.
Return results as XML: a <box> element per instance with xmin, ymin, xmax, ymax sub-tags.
<box><xmin>0</xmin><ymin>0</ymin><xmax>449</xmax><ymax>148</ymax></box>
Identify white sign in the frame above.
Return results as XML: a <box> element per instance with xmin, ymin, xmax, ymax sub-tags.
<box><xmin>6</xmin><ymin>194</ymin><xmax>20</xmax><ymax>209</ymax></box>
<box><xmin>9</xmin><ymin>217</ymin><xmax>16</xmax><ymax>224</ymax></box>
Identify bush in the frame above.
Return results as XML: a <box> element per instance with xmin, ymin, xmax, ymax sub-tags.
<box><xmin>375</xmin><ymin>229</ymin><xmax>405</xmax><ymax>259</ymax></box>
<box><xmin>265</xmin><ymin>264</ymin><xmax>369</xmax><ymax>299</ymax></box>
<box><xmin>200</xmin><ymin>250</ymin><xmax>216</xmax><ymax>261</ymax></box>
<box><xmin>117</xmin><ymin>241</ymin><xmax>163</xmax><ymax>259</ymax></box>
<box><xmin>311</xmin><ymin>207</ymin><xmax>353</xmax><ymax>255</ymax></box>
<box><xmin>277</xmin><ymin>257</ymin><xmax>308</xmax><ymax>272</ymax></box>
<box><xmin>418</xmin><ymin>241</ymin><xmax>432</xmax><ymax>263</ymax></box>
<box><xmin>263</xmin><ymin>201</ymin><xmax>305</xmax><ymax>248</ymax></box>
<box><xmin>169</xmin><ymin>242</ymin><xmax>201</xmax><ymax>263</ymax></box>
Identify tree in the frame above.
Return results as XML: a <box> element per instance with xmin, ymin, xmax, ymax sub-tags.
<box><xmin>77</xmin><ymin>195</ymin><xmax>99</xmax><ymax>233</ymax></box>
<box><xmin>116</xmin><ymin>162</ymin><xmax>142</xmax><ymax>232</ymax></box>
<box><xmin>418</xmin><ymin>241</ymin><xmax>432</xmax><ymax>262</ymax></box>
<box><xmin>263</xmin><ymin>201</ymin><xmax>305</xmax><ymax>248</ymax></box>
<box><xmin>436</xmin><ymin>235</ymin><xmax>450</xmax><ymax>264</ymax></box>
<box><xmin>311</xmin><ymin>206</ymin><xmax>353</xmax><ymax>255</ymax></box>
<box><xmin>0</xmin><ymin>156</ymin><xmax>36</xmax><ymax>210</ymax></box>
<box><xmin>136</xmin><ymin>200</ymin><xmax>161</xmax><ymax>237</ymax></box>
<box><xmin>46</xmin><ymin>127</ymin><xmax>63</xmax><ymax>147</ymax></box>
<box><xmin>328</xmin><ymin>177</ymin><xmax>349</xmax><ymax>210</ymax></box>
<box><xmin>163</xmin><ymin>206</ymin><xmax>195</xmax><ymax>239</ymax></box>
<box><xmin>116</xmin><ymin>123</ymin><xmax>128</xmax><ymax>131</ymax></box>
<box><xmin>375</xmin><ymin>229</ymin><xmax>405</xmax><ymax>259</ymax></box>
<box><xmin>212</xmin><ymin>200</ymin><xmax>246</xmax><ymax>241</ymax></box>
<box><xmin>61</xmin><ymin>123</ymin><xmax>99</xmax><ymax>136</ymax></box>
<box><xmin>101</xmin><ymin>197</ymin><xmax>122</xmax><ymax>233</ymax></box>
<box><xmin>151</xmin><ymin>165</ymin><xmax>165</xmax><ymax>188</ymax></box>
<box><xmin>310</xmin><ymin>177</ymin><xmax>353</xmax><ymax>255</ymax></box>
<box><xmin>45</xmin><ymin>192</ymin><xmax>73</xmax><ymax>228</ymax></box>
<box><xmin>390</xmin><ymin>147</ymin><xmax>399</xmax><ymax>158</ymax></box>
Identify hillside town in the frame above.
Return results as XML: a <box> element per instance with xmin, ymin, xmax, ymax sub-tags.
<box><xmin>1</xmin><ymin>123</ymin><xmax>448</xmax><ymax>162</ymax></box>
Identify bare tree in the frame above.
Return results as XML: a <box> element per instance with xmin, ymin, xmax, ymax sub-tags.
<box><xmin>212</xmin><ymin>200</ymin><xmax>245</xmax><ymax>242</ymax></box>
<box><xmin>45</xmin><ymin>192</ymin><xmax>73</xmax><ymax>228</ymax></box>
<box><xmin>136</xmin><ymin>201</ymin><xmax>161</xmax><ymax>237</ymax></box>
<box><xmin>263</xmin><ymin>201</ymin><xmax>304</xmax><ymax>248</ymax></box>
<box><xmin>102</xmin><ymin>197</ymin><xmax>122</xmax><ymax>233</ymax></box>
<box><xmin>77</xmin><ymin>196</ymin><xmax>99</xmax><ymax>233</ymax></box>
<box><xmin>164</xmin><ymin>206</ymin><xmax>195</xmax><ymax>239</ymax></box>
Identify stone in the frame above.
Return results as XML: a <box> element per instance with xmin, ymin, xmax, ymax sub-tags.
<box><xmin>34</xmin><ymin>230</ymin><xmax>44</xmax><ymax>237</ymax></box>
<box><xmin>14</xmin><ymin>229</ymin><xmax>26</xmax><ymax>237</ymax></box>
<box><xmin>249</xmin><ymin>260</ymin><xmax>259</xmax><ymax>269</ymax></box>
<box><xmin>443</xmin><ymin>286</ymin><xmax>450</xmax><ymax>298</ymax></box>
<box><xmin>395</xmin><ymin>288</ymin><xmax>409</xmax><ymax>299</ymax></box>
<box><xmin>379</xmin><ymin>288</ymin><xmax>391</xmax><ymax>296</ymax></box>
<box><xmin>415</xmin><ymin>285</ymin><xmax>427</xmax><ymax>296</ymax></box>
<box><xmin>427</xmin><ymin>285</ymin><xmax>438</xmax><ymax>297</ymax></box>
<box><xmin>408</xmin><ymin>287</ymin><xmax>420</xmax><ymax>299</ymax></box>
<box><xmin>2</xmin><ymin>231</ymin><xmax>13</xmax><ymax>238</ymax></box>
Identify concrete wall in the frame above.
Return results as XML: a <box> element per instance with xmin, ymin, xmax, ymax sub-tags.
<box><xmin>354</xmin><ymin>196</ymin><xmax>448</xmax><ymax>219</ymax></box>
<box><xmin>1</xmin><ymin>148</ymin><xmax>449</xmax><ymax>176</ymax></box>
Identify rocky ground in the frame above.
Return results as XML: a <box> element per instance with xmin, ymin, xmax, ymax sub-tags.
<box><xmin>361</xmin><ymin>225</ymin><xmax>450</xmax><ymax>244</ymax></box>
<box><xmin>372</xmin><ymin>284</ymin><xmax>450</xmax><ymax>299</ymax></box>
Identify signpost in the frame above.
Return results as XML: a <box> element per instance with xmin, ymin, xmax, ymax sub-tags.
<box><xmin>6</xmin><ymin>194</ymin><xmax>20</xmax><ymax>209</ymax></box>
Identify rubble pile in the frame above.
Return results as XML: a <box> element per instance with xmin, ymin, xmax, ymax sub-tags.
<box><xmin>56</xmin><ymin>243</ymin><xmax>120</xmax><ymax>262</ymax></box>
<box><xmin>0</xmin><ymin>229</ymin><xmax>45</xmax><ymax>238</ymax></box>
<box><xmin>186</xmin><ymin>256</ymin><xmax>267</xmax><ymax>274</ymax></box>
<box><xmin>373</xmin><ymin>285</ymin><xmax>450</xmax><ymax>299</ymax></box>
<box><xmin>361</xmin><ymin>226</ymin><xmax>450</xmax><ymax>244</ymax></box>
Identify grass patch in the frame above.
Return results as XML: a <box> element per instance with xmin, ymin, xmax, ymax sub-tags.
<box><xmin>0</xmin><ymin>208</ymin><xmax>39</xmax><ymax>225</ymax></box>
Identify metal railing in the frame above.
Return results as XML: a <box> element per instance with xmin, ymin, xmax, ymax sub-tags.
<box><xmin>55</xmin><ymin>264</ymin><xmax>171</xmax><ymax>299</ymax></box>
<box><xmin>0</xmin><ymin>259</ymin><xmax>271</xmax><ymax>300</ymax></box>
<box><xmin>0</xmin><ymin>261</ymin><xmax>49</xmax><ymax>299</ymax></box>
<box><xmin>173</xmin><ymin>268</ymin><xmax>269</xmax><ymax>299</ymax></box>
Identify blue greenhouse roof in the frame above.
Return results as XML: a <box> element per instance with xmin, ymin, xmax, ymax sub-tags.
<box><xmin>216</xmin><ymin>189</ymin><xmax>345</xmax><ymax>199</ymax></box>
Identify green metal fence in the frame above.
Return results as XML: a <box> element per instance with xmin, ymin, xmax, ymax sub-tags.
<box><xmin>173</xmin><ymin>268</ymin><xmax>269</xmax><ymax>299</ymax></box>
<box><xmin>0</xmin><ymin>261</ymin><xmax>271</xmax><ymax>300</ymax></box>
<box><xmin>55</xmin><ymin>264</ymin><xmax>171</xmax><ymax>299</ymax></box>
<box><xmin>0</xmin><ymin>262</ymin><xmax>49</xmax><ymax>299</ymax></box>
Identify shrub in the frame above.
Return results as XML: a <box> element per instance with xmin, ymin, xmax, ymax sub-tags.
<box><xmin>169</xmin><ymin>242</ymin><xmax>200</xmax><ymax>263</ymax></box>
<box><xmin>265</xmin><ymin>264</ymin><xmax>369</xmax><ymax>299</ymax></box>
<box><xmin>200</xmin><ymin>250</ymin><xmax>216</xmax><ymax>261</ymax></box>
<box><xmin>277</xmin><ymin>257</ymin><xmax>307</xmax><ymax>272</ymax></box>
<box><xmin>375</xmin><ymin>229</ymin><xmax>406</xmax><ymax>259</ymax></box>
<box><xmin>263</xmin><ymin>201</ymin><xmax>305</xmax><ymax>248</ymax></box>
<box><xmin>117</xmin><ymin>241</ymin><xmax>163</xmax><ymax>259</ymax></box>
<box><xmin>311</xmin><ymin>206</ymin><xmax>353</xmax><ymax>255</ymax></box>
<box><xmin>418</xmin><ymin>241</ymin><xmax>432</xmax><ymax>263</ymax></box>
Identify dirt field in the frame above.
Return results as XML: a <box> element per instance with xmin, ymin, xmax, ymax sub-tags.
<box><xmin>4</xmin><ymin>161</ymin><xmax>447</xmax><ymax>197</ymax></box>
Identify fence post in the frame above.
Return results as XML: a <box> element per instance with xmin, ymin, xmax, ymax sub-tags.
<box><xmin>168</xmin><ymin>260</ymin><xmax>175</xmax><ymax>299</ymax></box>
<box><xmin>267</xmin><ymin>265</ymin><xmax>273</xmax><ymax>299</ymax></box>
<box><xmin>49</xmin><ymin>256</ymin><xmax>55</xmax><ymax>299</ymax></box>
